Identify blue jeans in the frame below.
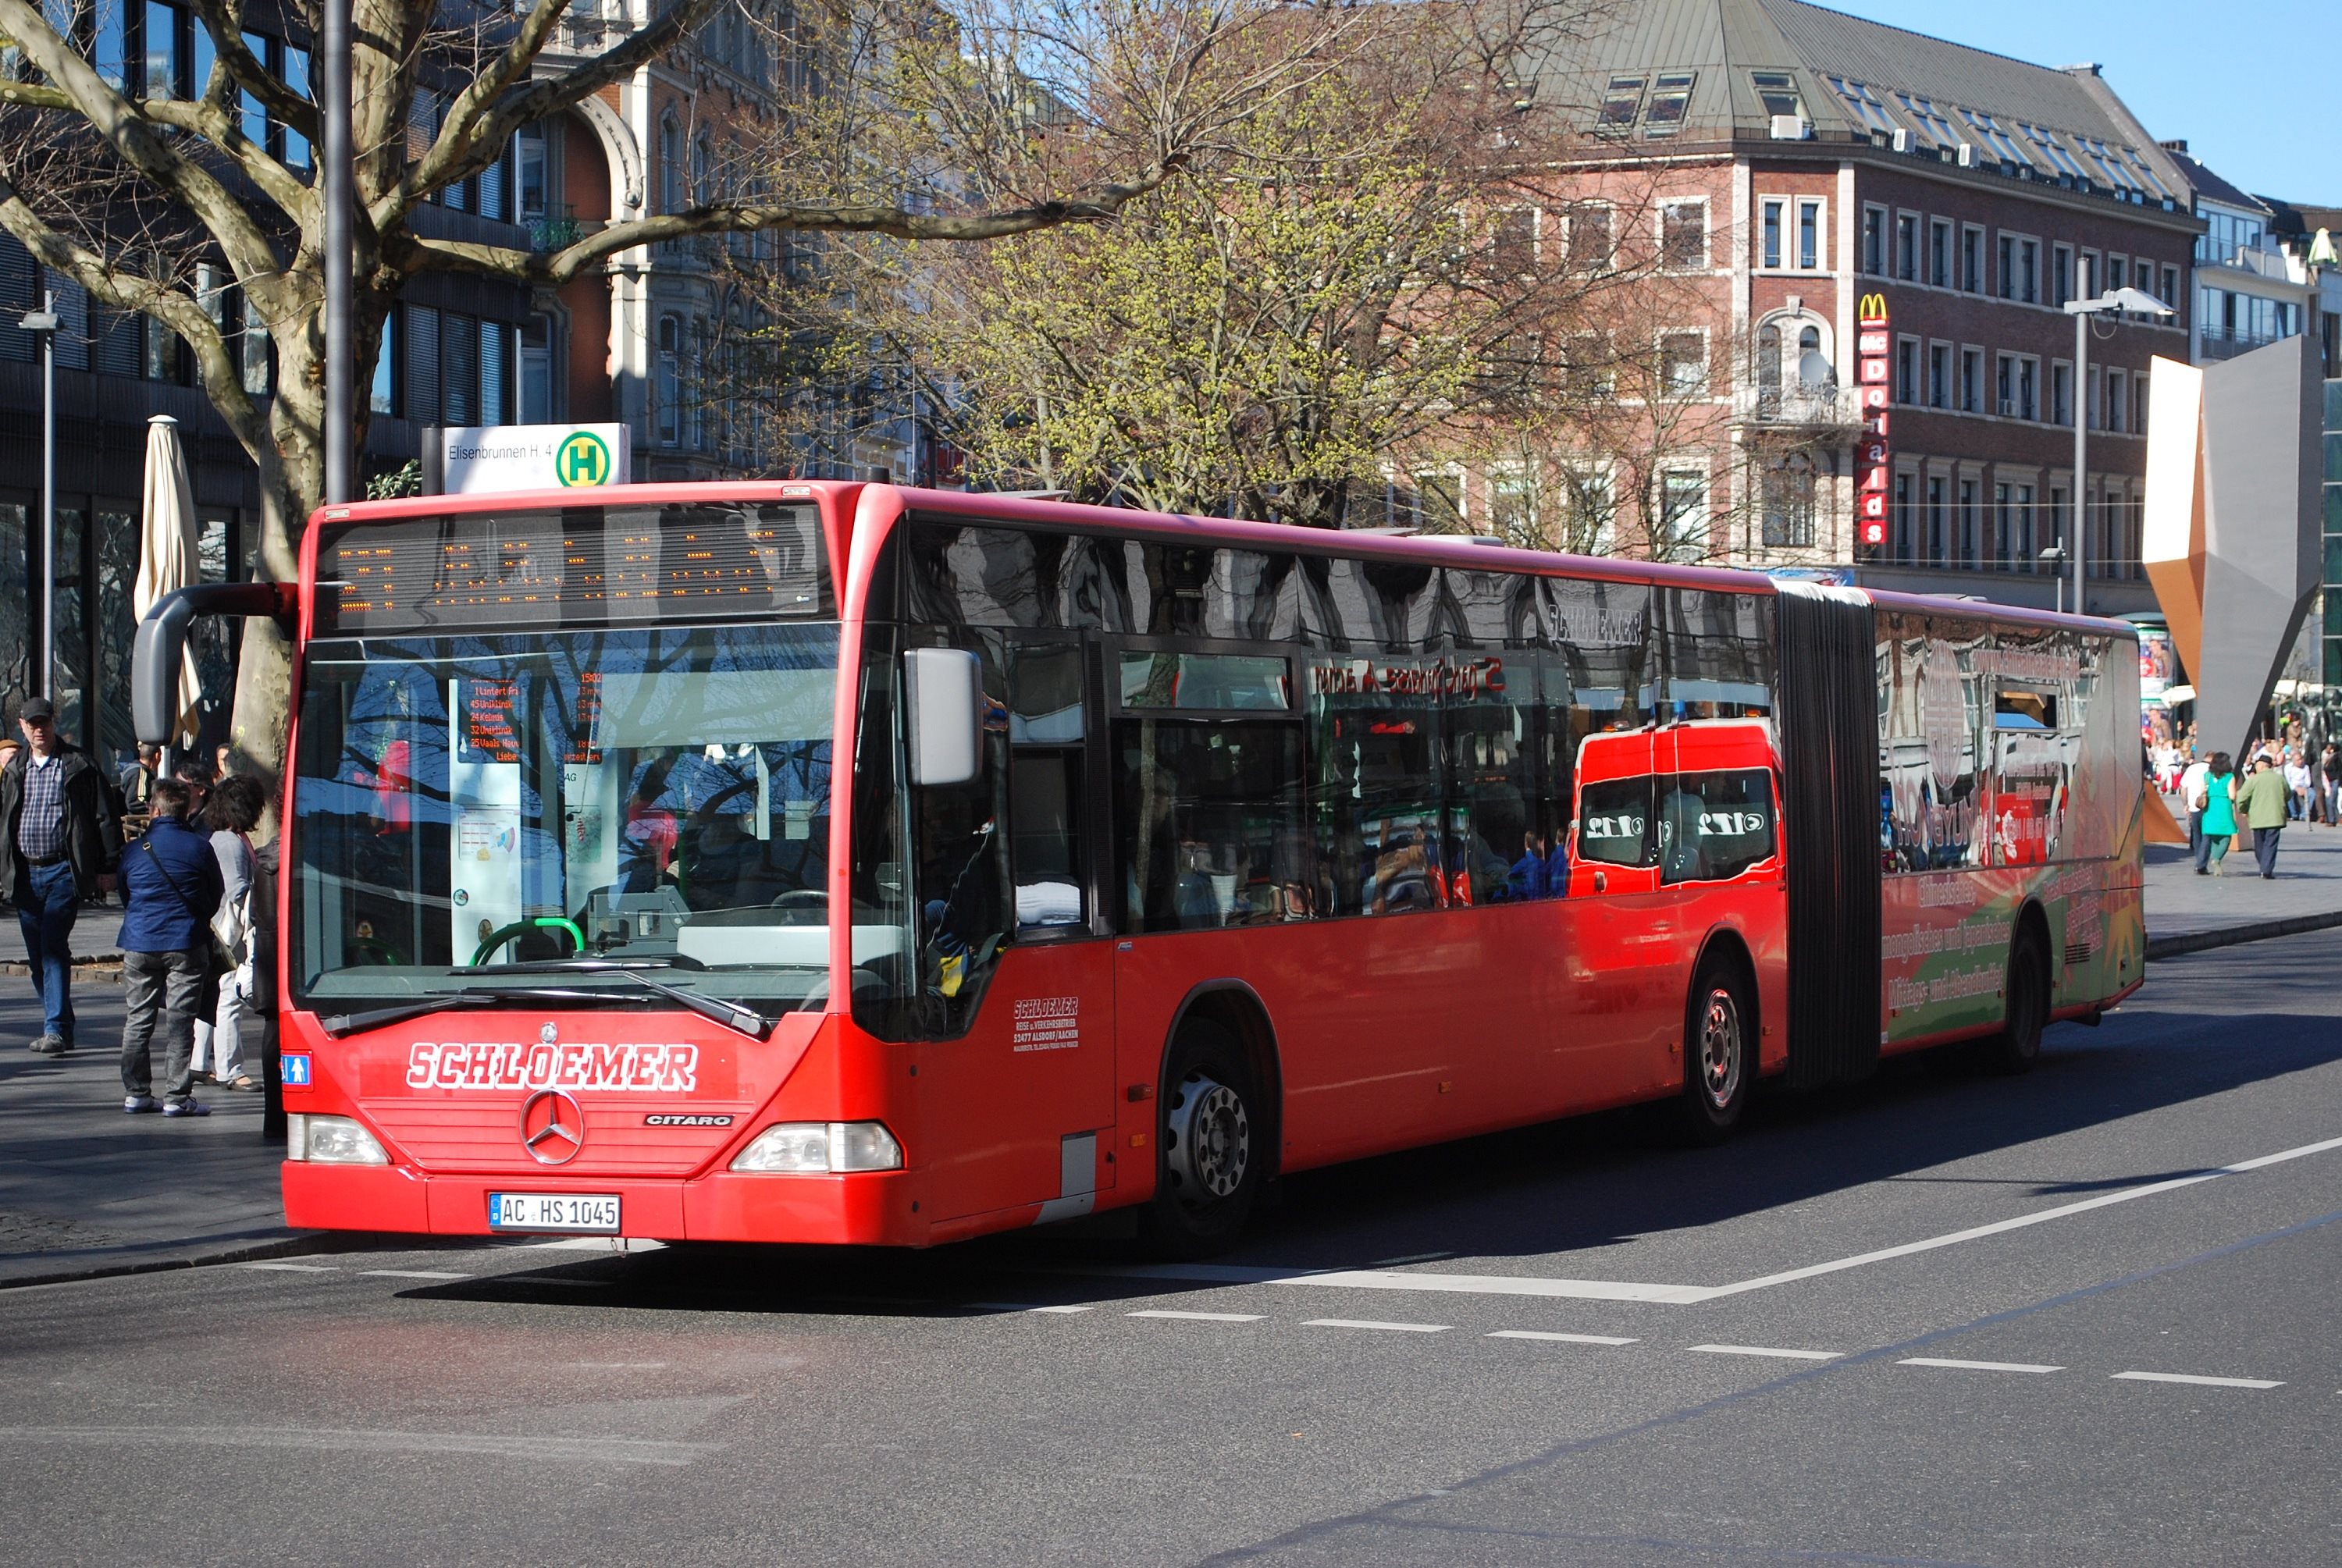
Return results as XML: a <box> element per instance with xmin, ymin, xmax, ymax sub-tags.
<box><xmin>17</xmin><ymin>859</ymin><xmax>78</xmax><ymax>1043</ymax></box>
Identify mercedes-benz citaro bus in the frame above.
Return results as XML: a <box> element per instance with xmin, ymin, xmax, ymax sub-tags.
<box><xmin>132</xmin><ymin>482</ymin><xmax>2144</xmax><ymax>1255</ymax></box>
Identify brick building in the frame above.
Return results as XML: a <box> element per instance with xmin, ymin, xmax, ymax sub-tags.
<box><xmin>1498</xmin><ymin>0</ymin><xmax>2204</xmax><ymax>617</ymax></box>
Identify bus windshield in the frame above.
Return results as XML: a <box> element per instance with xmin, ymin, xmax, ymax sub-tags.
<box><xmin>290</xmin><ymin>623</ymin><xmax>852</xmax><ymax>1008</ymax></box>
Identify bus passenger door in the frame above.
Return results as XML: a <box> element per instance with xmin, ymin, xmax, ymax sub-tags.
<box><xmin>1564</xmin><ymin>732</ymin><xmax>1678</xmax><ymax>1096</ymax></box>
<box><xmin>926</xmin><ymin>635</ymin><xmax>1117</xmax><ymax>1225</ymax></box>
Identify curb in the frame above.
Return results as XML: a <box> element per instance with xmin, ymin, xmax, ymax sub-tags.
<box><xmin>0</xmin><ymin>1228</ymin><xmax>337</xmax><ymax>1292</ymax></box>
<box><xmin>2146</xmin><ymin>908</ymin><xmax>2342</xmax><ymax>962</ymax></box>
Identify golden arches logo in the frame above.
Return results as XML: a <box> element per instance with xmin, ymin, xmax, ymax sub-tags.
<box><xmin>1857</xmin><ymin>293</ymin><xmax>1889</xmax><ymax>327</ymax></box>
<box><xmin>555</xmin><ymin>431</ymin><xmax>612</xmax><ymax>487</ymax></box>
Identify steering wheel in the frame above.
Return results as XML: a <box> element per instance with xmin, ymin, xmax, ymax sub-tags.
<box><xmin>469</xmin><ymin>916</ymin><xmax>587</xmax><ymax>967</ymax></box>
<box><xmin>771</xmin><ymin>889</ymin><xmax>828</xmax><ymax>909</ymax></box>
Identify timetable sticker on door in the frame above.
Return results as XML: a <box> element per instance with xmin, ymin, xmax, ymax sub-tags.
<box><xmin>1012</xmin><ymin>997</ymin><xmax>1080</xmax><ymax>1053</ymax></box>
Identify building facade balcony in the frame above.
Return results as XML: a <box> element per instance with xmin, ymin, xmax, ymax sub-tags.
<box><xmin>1732</xmin><ymin>383</ymin><xmax>1863</xmax><ymax>432</ymax></box>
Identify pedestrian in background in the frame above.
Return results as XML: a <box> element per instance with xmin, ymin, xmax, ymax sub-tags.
<box><xmin>2238</xmin><ymin>756</ymin><xmax>2290</xmax><ymax>880</ymax></box>
<box><xmin>117</xmin><ymin>779</ymin><xmax>222</xmax><ymax>1115</ymax></box>
<box><xmin>2195</xmin><ymin>752</ymin><xmax>2237</xmax><ymax>876</ymax></box>
<box><xmin>2180</xmin><ymin>751</ymin><xmax>2212</xmax><ymax>866</ymax></box>
<box><xmin>188</xmin><ymin>774</ymin><xmax>262</xmax><ymax>1092</ymax></box>
<box><xmin>2283</xmin><ymin>749</ymin><xmax>2310</xmax><ymax>823</ymax></box>
<box><xmin>2320</xmin><ymin>744</ymin><xmax>2341</xmax><ymax>827</ymax></box>
<box><xmin>2</xmin><ymin>698</ymin><xmax>121</xmax><ymax>1055</ymax></box>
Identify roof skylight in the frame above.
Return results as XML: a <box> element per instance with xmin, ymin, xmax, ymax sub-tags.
<box><xmin>1643</xmin><ymin>72</ymin><xmax>1695</xmax><ymax>136</ymax></box>
<box><xmin>1827</xmin><ymin>76</ymin><xmax>1898</xmax><ymax>135</ymax></box>
<box><xmin>1751</xmin><ymin>71</ymin><xmax>1803</xmax><ymax>119</ymax></box>
<box><xmin>1893</xmin><ymin>93</ymin><xmax>1962</xmax><ymax>151</ymax></box>
<box><xmin>2019</xmin><ymin>123</ymin><xmax>2087</xmax><ymax>180</ymax></box>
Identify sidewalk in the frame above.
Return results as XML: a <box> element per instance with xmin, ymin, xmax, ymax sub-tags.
<box><xmin>2</xmin><ymin>802</ymin><xmax>2337</xmax><ymax>1289</ymax></box>
<box><xmin>0</xmin><ymin>982</ymin><xmax>306</xmax><ymax>1286</ymax></box>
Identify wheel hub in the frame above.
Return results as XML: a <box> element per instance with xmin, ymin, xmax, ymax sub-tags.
<box><xmin>1165</xmin><ymin>1073</ymin><xmax>1250</xmax><ymax>1202</ymax></box>
<box><xmin>1699</xmin><ymin>990</ymin><xmax>1742</xmax><ymax>1111</ymax></box>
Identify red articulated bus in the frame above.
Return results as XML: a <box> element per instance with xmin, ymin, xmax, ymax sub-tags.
<box><xmin>134</xmin><ymin>482</ymin><xmax>2145</xmax><ymax>1253</ymax></box>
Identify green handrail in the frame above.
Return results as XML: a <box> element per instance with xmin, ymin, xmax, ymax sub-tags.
<box><xmin>469</xmin><ymin>916</ymin><xmax>587</xmax><ymax>967</ymax></box>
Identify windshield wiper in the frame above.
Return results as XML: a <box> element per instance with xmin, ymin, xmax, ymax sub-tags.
<box><xmin>321</xmin><ymin>990</ymin><xmax>504</xmax><ymax>1037</ymax></box>
<box><xmin>470</xmin><ymin>959</ymin><xmax>774</xmax><ymax>1041</ymax></box>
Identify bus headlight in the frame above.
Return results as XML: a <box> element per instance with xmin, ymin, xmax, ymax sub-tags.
<box><xmin>287</xmin><ymin>1114</ymin><xmax>389</xmax><ymax>1166</ymax></box>
<box><xmin>731</xmin><ymin>1122</ymin><xmax>903</xmax><ymax>1174</ymax></box>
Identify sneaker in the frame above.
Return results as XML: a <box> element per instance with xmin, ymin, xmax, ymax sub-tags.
<box><xmin>162</xmin><ymin>1098</ymin><xmax>212</xmax><ymax>1118</ymax></box>
<box><xmin>123</xmin><ymin>1094</ymin><xmax>161</xmax><ymax>1114</ymax></box>
<box><xmin>29</xmin><ymin>1035</ymin><xmax>68</xmax><ymax>1056</ymax></box>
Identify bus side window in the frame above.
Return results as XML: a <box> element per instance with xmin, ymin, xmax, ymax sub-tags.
<box><xmin>1576</xmin><ymin>776</ymin><xmax>1655</xmax><ymax>868</ymax></box>
<box><xmin>911</xmin><ymin>635</ymin><xmax>1009</xmax><ymax>1003</ymax></box>
<box><xmin>1660</xmin><ymin>770</ymin><xmax>1777</xmax><ymax>884</ymax></box>
<box><xmin>1008</xmin><ymin>642</ymin><xmax>1088</xmax><ymax>931</ymax></box>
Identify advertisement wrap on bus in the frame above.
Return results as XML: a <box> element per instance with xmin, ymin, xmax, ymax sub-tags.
<box><xmin>131</xmin><ymin>481</ymin><xmax>2145</xmax><ymax>1254</ymax></box>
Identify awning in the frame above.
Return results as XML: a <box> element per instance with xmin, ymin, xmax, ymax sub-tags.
<box><xmin>2159</xmin><ymin>684</ymin><xmax>2195</xmax><ymax>706</ymax></box>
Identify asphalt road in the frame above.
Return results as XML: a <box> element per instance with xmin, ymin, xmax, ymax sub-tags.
<box><xmin>4</xmin><ymin>930</ymin><xmax>2338</xmax><ymax>1566</ymax></box>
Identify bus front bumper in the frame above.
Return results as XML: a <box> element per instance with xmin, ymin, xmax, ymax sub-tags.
<box><xmin>282</xmin><ymin>1161</ymin><xmax>920</xmax><ymax>1246</ymax></box>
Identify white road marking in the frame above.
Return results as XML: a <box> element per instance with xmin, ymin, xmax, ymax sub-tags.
<box><xmin>359</xmin><ymin>1269</ymin><xmax>471</xmax><ymax>1281</ymax></box>
<box><xmin>525</xmin><ymin>1237</ymin><xmax>668</xmax><ymax>1253</ymax></box>
<box><xmin>1697</xmin><ymin>1132</ymin><xmax>2342</xmax><ymax>1301</ymax></box>
<box><xmin>0</xmin><ymin>1424</ymin><xmax>712</xmax><ymax>1466</ymax></box>
<box><xmin>1486</xmin><ymin>1331</ymin><xmax>1639</xmax><ymax>1346</ymax></box>
<box><xmin>1128</xmin><ymin>1310</ymin><xmax>1265</xmax><ymax>1322</ymax></box>
<box><xmin>1066</xmin><ymin>1132</ymin><xmax>2342</xmax><ymax>1307</ymax></box>
<box><xmin>237</xmin><ymin>1262</ymin><xmax>336</xmax><ymax>1272</ymax></box>
<box><xmin>971</xmin><ymin>1301</ymin><xmax>1091</xmax><ymax>1314</ymax></box>
<box><xmin>1899</xmin><ymin>1357</ymin><xmax>2063</xmax><ymax>1374</ymax></box>
<box><xmin>2112</xmin><ymin>1371</ymin><xmax>2283</xmax><ymax>1389</ymax></box>
<box><xmin>1688</xmin><ymin>1344</ymin><xmax>1841</xmax><ymax>1361</ymax></box>
<box><xmin>1304</xmin><ymin>1318</ymin><xmax>1452</xmax><ymax>1334</ymax></box>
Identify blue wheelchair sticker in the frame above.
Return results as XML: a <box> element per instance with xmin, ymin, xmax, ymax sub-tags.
<box><xmin>281</xmin><ymin>1054</ymin><xmax>312</xmax><ymax>1086</ymax></box>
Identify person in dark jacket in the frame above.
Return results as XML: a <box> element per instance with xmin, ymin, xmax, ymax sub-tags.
<box><xmin>2</xmin><ymin>697</ymin><xmax>122</xmax><ymax>1054</ymax></box>
<box><xmin>117</xmin><ymin>779</ymin><xmax>223</xmax><ymax>1115</ymax></box>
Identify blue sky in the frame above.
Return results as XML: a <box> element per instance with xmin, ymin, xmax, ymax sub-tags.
<box><xmin>1838</xmin><ymin>0</ymin><xmax>2338</xmax><ymax>202</ymax></box>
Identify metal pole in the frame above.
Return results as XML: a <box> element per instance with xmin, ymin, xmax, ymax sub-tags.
<box><xmin>37</xmin><ymin>288</ymin><xmax>54</xmax><ymax>700</ymax></box>
<box><xmin>322</xmin><ymin>0</ymin><xmax>353</xmax><ymax>504</ymax></box>
<box><xmin>2071</xmin><ymin>304</ymin><xmax>2088</xmax><ymax>618</ymax></box>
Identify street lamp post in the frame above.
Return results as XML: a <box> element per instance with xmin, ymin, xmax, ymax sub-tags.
<box><xmin>2038</xmin><ymin>545</ymin><xmax>2066</xmax><ymax>613</ymax></box>
<box><xmin>17</xmin><ymin>293</ymin><xmax>57</xmax><ymax>699</ymax></box>
<box><xmin>2063</xmin><ymin>286</ymin><xmax>2175</xmax><ymax>617</ymax></box>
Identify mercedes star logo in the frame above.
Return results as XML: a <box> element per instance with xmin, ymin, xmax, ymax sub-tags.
<box><xmin>519</xmin><ymin>1088</ymin><xmax>586</xmax><ymax>1166</ymax></box>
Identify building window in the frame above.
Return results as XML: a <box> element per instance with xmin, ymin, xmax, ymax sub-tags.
<box><xmin>1961</xmin><ymin>226</ymin><xmax>1983</xmax><ymax>293</ymax></box>
<box><xmin>1997</xmin><ymin>233</ymin><xmax>2015</xmax><ymax>300</ymax></box>
<box><xmin>658</xmin><ymin>115</ymin><xmax>683</xmax><ymax>214</ymax></box>
<box><xmin>1862</xmin><ymin>206</ymin><xmax>1885</xmax><ymax>275</ymax></box>
<box><xmin>1797</xmin><ymin>200</ymin><xmax>1821</xmax><ymax>270</ymax></box>
<box><xmin>1762</xmin><ymin>454</ymin><xmax>1816</xmax><ymax>548</ymax></box>
<box><xmin>2160</xmin><ymin>265</ymin><xmax>2179</xmax><ymax>312</ymax></box>
<box><xmin>2020</xmin><ymin>239</ymin><xmax>2038</xmax><ymax>304</ymax></box>
<box><xmin>2106</xmin><ymin>369</ymin><xmax>2125</xmax><ymax>434</ymax></box>
<box><xmin>1643</xmin><ymin>73</ymin><xmax>1695</xmax><ymax>137</ymax></box>
<box><xmin>1598</xmin><ymin>76</ymin><xmax>1645</xmax><ymax>130</ymax></box>
<box><xmin>1960</xmin><ymin>348</ymin><xmax>1981</xmax><ymax>414</ymax></box>
<box><xmin>2052</xmin><ymin>244</ymin><xmax>2073</xmax><ymax>308</ymax></box>
<box><xmin>1567</xmin><ymin>203</ymin><xmax>1613</xmax><ymax>272</ymax></box>
<box><xmin>1996</xmin><ymin>353</ymin><xmax>2014</xmax><ymax>418</ymax></box>
<box><xmin>1660</xmin><ymin>201</ymin><xmax>1707</xmax><ymax>269</ymax></box>
<box><xmin>1893</xmin><ymin>471</ymin><xmax>1914</xmax><ymax>560</ymax></box>
<box><xmin>2135</xmin><ymin>371</ymin><xmax>2148</xmax><ymax>434</ymax></box>
<box><xmin>404</xmin><ymin>305</ymin><xmax>439</xmax><ymax>425</ymax></box>
<box><xmin>1995</xmin><ymin>482</ymin><xmax>2013</xmax><ymax>567</ymax></box>
<box><xmin>519</xmin><ymin>315</ymin><xmax>552</xmax><ymax>423</ymax></box>
<box><xmin>2017</xmin><ymin>484</ymin><xmax>2035</xmax><ymax>568</ymax></box>
<box><xmin>1959</xmin><ymin>478</ymin><xmax>1978</xmax><ymax>568</ymax></box>
<box><xmin>368</xmin><ymin>311</ymin><xmax>395</xmax><ymax>416</ymax></box>
<box><xmin>1896</xmin><ymin>213</ymin><xmax>1917</xmax><ymax>281</ymax></box>
<box><xmin>2018</xmin><ymin>357</ymin><xmax>2037</xmax><ymax>421</ymax></box>
<box><xmin>2080</xmin><ymin>250</ymin><xmax>2099</xmax><ymax>299</ymax></box>
<box><xmin>1927</xmin><ymin>475</ymin><xmax>1947</xmax><ymax>563</ymax></box>
<box><xmin>1660</xmin><ymin>331</ymin><xmax>1707</xmax><ymax>396</ymax></box>
<box><xmin>2106</xmin><ymin>255</ymin><xmax>2127</xmax><ymax>293</ymax></box>
<box><xmin>1929</xmin><ymin>219</ymin><xmax>1949</xmax><ymax>287</ymax></box>
<box><xmin>516</xmin><ymin>123</ymin><xmax>549</xmax><ymax>224</ymax></box>
<box><xmin>1928</xmin><ymin>343</ymin><xmax>1949</xmax><ymax>408</ymax></box>
<box><xmin>689</xmin><ymin>318</ymin><xmax>707</xmax><ymax>449</ymax></box>
<box><xmin>1895</xmin><ymin>337</ymin><xmax>1917</xmax><ymax>404</ymax></box>
<box><xmin>2052</xmin><ymin>361</ymin><xmax>2073</xmax><ymax>426</ymax></box>
<box><xmin>1659</xmin><ymin>469</ymin><xmax>1707</xmax><ymax>553</ymax></box>
<box><xmin>656</xmin><ymin>316</ymin><xmax>680</xmax><ymax>444</ymax></box>
<box><xmin>1760</xmin><ymin>200</ymin><xmax>1782</xmax><ymax>269</ymax></box>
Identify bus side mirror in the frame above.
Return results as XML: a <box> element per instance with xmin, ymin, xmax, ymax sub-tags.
<box><xmin>132</xmin><ymin>582</ymin><xmax>294</xmax><ymax>745</ymax></box>
<box><xmin>904</xmin><ymin>647</ymin><xmax>981</xmax><ymax>787</ymax></box>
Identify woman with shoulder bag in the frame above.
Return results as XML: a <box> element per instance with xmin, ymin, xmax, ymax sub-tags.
<box><xmin>189</xmin><ymin>775</ymin><xmax>263</xmax><ymax>1090</ymax></box>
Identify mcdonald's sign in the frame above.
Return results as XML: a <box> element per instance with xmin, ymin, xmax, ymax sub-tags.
<box><xmin>1857</xmin><ymin>293</ymin><xmax>1889</xmax><ymax>328</ymax></box>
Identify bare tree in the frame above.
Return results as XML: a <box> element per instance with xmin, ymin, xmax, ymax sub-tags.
<box><xmin>0</xmin><ymin>0</ymin><xmax>1364</xmax><ymax>766</ymax></box>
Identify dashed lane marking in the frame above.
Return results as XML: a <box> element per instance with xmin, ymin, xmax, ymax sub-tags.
<box><xmin>2112</xmin><ymin>1371</ymin><xmax>2284</xmax><ymax>1389</ymax></box>
<box><xmin>1129</xmin><ymin>1310</ymin><xmax>1265</xmax><ymax>1322</ymax></box>
<box><xmin>1899</xmin><ymin>1356</ymin><xmax>2064</xmax><ymax>1374</ymax></box>
<box><xmin>358</xmin><ymin>1270</ymin><xmax>473</xmax><ymax>1281</ymax></box>
<box><xmin>1688</xmin><ymin>1344</ymin><xmax>1842</xmax><ymax>1362</ymax></box>
<box><xmin>1486</xmin><ymin>1330</ymin><xmax>1639</xmax><ymax>1346</ymax></box>
<box><xmin>236</xmin><ymin>1262</ymin><xmax>336</xmax><ymax>1272</ymax></box>
<box><xmin>1304</xmin><ymin>1318</ymin><xmax>1452</xmax><ymax>1334</ymax></box>
<box><xmin>971</xmin><ymin>1302</ymin><xmax>1091</xmax><ymax>1314</ymax></box>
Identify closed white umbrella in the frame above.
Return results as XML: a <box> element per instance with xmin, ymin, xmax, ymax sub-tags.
<box><xmin>134</xmin><ymin>414</ymin><xmax>201</xmax><ymax>748</ymax></box>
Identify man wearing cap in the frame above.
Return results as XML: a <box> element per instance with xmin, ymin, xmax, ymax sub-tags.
<box><xmin>1</xmin><ymin>699</ymin><xmax>121</xmax><ymax>1054</ymax></box>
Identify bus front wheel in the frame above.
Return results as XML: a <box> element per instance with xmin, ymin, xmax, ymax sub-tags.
<box><xmin>1141</xmin><ymin>1021</ymin><xmax>1262</xmax><ymax>1257</ymax></box>
<box><xmin>1678</xmin><ymin>956</ymin><xmax>1753</xmax><ymax>1144</ymax></box>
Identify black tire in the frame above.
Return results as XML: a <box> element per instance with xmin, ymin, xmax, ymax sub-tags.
<box><xmin>1984</xmin><ymin>925</ymin><xmax>2051</xmax><ymax>1075</ymax></box>
<box><xmin>1678</xmin><ymin>955</ymin><xmax>1754</xmax><ymax>1144</ymax></box>
<box><xmin>1140</xmin><ymin>1021</ymin><xmax>1264</xmax><ymax>1258</ymax></box>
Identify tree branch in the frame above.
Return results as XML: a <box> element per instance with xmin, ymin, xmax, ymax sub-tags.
<box><xmin>184</xmin><ymin>0</ymin><xmax>320</xmax><ymax>142</ymax></box>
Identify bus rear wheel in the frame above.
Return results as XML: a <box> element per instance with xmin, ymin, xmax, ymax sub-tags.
<box><xmin>1984</xmin><ymin>926</ymin><xmax>2050</xmax><ymax>1075</ymax></box>
<box><xmin>1678</xmin><ymin>957</ymin><xmax>1753</xmax><ymax>1144</ymax></box>
<box><xmin>1141</xmin><ymin>1022</ymin><xmax>1262</xmax><ymax>1258</ymax></box>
